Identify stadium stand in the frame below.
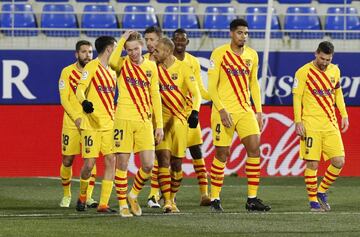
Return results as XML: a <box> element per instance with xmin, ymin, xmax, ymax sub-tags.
<box><xmin>237</xmin><ymin>0</ymin><xmax>268</xmax><ymax>3</ymax></box>
<box><xmin>319</xmin><ymin>0</ymin><xmax>352</xmax><ymax>3</ymax></box>
<box><xmin>203</xmin><ymin>6</ymin><xmax>236</xmax><ymax>38</ymax></box>
<box><xmin>245</xmin><ymin>7</ymin><xmax>282</xmax><ymax>38</ymax></box>
<box><xmin>41</xmin><ymin>4</ymin><xmax>79</xmax><ymax>37</ymax></box>
<box><xmin>1</xmin><ymin>3</ymin><xmax>38</xmax><ymax>36</ymax></box>
<box><xmin>122</xmin><ymin>5</ymin><xmax>158</xmax><ymax>30</ymax></box>
<box><xmin>278</xmin><ymin>0</ymin><xmax>312</xmax><ymax>3</ymax></box>
<box><xmin>163</xmin><ymin>5</ymin><xmax>200</xmax><ymax>37</ymax></box>
<box><xmin>117</xmin><ymin>0</ymin><xmax>150</xmax><ymax>2</ymax></box>
<box><xmin>81</xmin><ymin>4</ymin><xmax>119</xmax><ymax>37</ymax></box>
<box><xmin>325</xmin><ymin>7</ymin><xmax>360</xmax><ymax>39</ymax></box>
<box><xmin>157</xmin><ymin>0</ymin><xmax>191</xmax><ymax>3</ymax></box>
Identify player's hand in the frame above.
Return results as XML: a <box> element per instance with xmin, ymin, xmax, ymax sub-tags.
<box><xmin>219</xmin><ymin>109</ymin><xmax>233</xmax><ymax>128</ymax></box>
<box><xmin>122</xmin><ymin>30</ymin><xmax>135</xmax><ymax>41</ymax></box>
<box><xmin>256</xmin><ymin>112</ymin><xmax>263</xmax><ymax>132</ymax></box>
<box><xmin>295</xmin><ymin>122</ymin><xmax>306</xmax><ymax>138</ymax></box>
<box><xmin>154</xmin><ymin>128</ymin><xmax>164</xmax><ymax>145</ymax></box>
<box><xmin>341</xmin><ymin>117</ymin><xmax>349</xmax><ymax>133</ymax></box>
<box><xmin>187</xmin><ymin>110</ymin><xmax>199</xmax><ymax>128</ymax></box>
<box><xmin>82</xmin><ymin>100</ymin><xmax>94</xmax><ymax>114</ymax></box>
<box><xmin>75</xmin><ymin>118</ymin><xmax>82</xmax><ymax>129</ymax></box>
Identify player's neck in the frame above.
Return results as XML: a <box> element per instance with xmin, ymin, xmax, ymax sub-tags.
<box><xmin>162</xmin><ymin>55</ymin><xmax>175</xmax><ymax>69</ymax></box>
<box><xmin>312</xmin><ymin>60</ymin><xmax>326</xmax><ymax>72</ymax></box>
<box><xmin>131</xmin><ymin>56</ymin><xmax>144</xmax><ymax>65</ymax></box>
<box><xmin>230</xmin><ymin>42</ymin><xmax>244</xmax><ymax>55</ymax></box>
<box><xmin>75</xmin><ymin>62</ymin><xmax>84</xmax><ymax>71</ymax></box>
<box><xmin>98</xmin><ymin>54</ymin><xmax>109</xmax><ymax>68</ymax></box>
<box><xmin>173</xmin><ymin>51</ymin><xmax>185</xmax><ymax>61</ymax></box>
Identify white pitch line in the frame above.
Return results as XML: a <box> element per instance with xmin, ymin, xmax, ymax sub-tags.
<box><xmin>1</xmin><ymin>212</ymin><xmax>360</xmax><ymax>218</ymax></box>
<box><xmin>35</xmin><ymin>177</ymin><xmax>300</xmax><ymax>188</ymax></box>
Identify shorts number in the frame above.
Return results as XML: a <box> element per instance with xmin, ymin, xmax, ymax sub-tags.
<box><xmin>62</xmin><ymin>134</ymin><xmax>69</xmax><ymax>145</ymax></box>
<box><xmin>84</xmin><ymin>136</ymin><xmax>93</xmax><ymax>147</ymax></box>
<box><xmin>305</xmin><ymin>137</ymin><xmax>313</xmax><ymax>148</ymax></box>
<box><xmin>114</xmin><ymin>129</ymin><xmax>124</xmax><ymax>140</ymax></box>
<box><xmin>215</xmin><ymin>124</ymin><xmax>221</xmax><ymax>134</ymax></box>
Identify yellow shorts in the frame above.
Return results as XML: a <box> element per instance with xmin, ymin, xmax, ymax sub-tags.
<box><xmin>156</xmin><ymin>117</ymin><xmax>188</xmax><ymax>158</ymax></box>
<box><xmin>187</xmin><ymin>123</ymin><xmax>203</xmax><ymax>147</ymax></box>
<box><xmin>61</xmin><ymin>127</ymin><xmax>81</xmax><ymax>156</ymax></box>
<box><xmin>81</xmin><ymin>129</ymin><xmax>113</xmax><ymax>158</ymax></box>
<box><xmin>113</xmin><ymin>119</ymin><xmax>155</xmax><ymax>153</ymax></box>
<box><xmin>300</xmin><ymin>129</ymin><xmax>345</xmax><ymax>161</ymax></box>
<box><xmin>211</xmin><ymin>110</ymin><xmax>260</xmax><ymax>147</ymax></box>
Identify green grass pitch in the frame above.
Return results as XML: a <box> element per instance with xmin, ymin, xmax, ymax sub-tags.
<box><xmin>0</xmin><ymin>177</ymin><xmax>359</xmax><ymax>237</ymax></box>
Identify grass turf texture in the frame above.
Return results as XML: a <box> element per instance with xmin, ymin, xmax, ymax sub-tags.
<box><xmin>0</xmin><ymin>177</ymin><xmax>359</xmax><ymax>237</ymax></box>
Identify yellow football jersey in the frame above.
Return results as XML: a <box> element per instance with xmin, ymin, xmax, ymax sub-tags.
<box><xmin>76</xmin><ymin>58</ymin><xmax>117</xmax><ymax>131</ymax></box>
<box><xmin>293</xmin><ymin>62</ymin><xmax>348</xmax><ymax>131</ymax></box>
<box><xmin>109</xmin><ymin>38</ymin><xmax>163</xmax><ymax>128</ymax></box>
<box><xmin>157</xmin><ymin>58</ymin><xmax>201</xmax><ymax>122</ymax></box>
<box><xmin>208</xmin><ymin>44</ymin><xmax>262</xmax><ymax>113</ymax></box>
<box><xmin>59</xmin><ymin>63</ymin><xmax>83</xmax><ymax>129</ymax></box>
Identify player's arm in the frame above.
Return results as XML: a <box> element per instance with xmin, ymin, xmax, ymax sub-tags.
<box><xmin>193</xmin><ymin>57</ymin><xmax>211</xmax><ymax>101</ymax></box>
<box><xmin>59</xmin><ymin>69</ymin><xmax>82</xmax><ymax>122</ymax></box>
<box><xmin>184</xmin><ymin>67</ymin><xmax>201</xmax><ymax>128</ymax></box>
<box><xmin>208</xmin><ymin>49</ymin><xmax>225</xmax><ymax>110</ymax></box>
<box><xmin>249</xmin><ymin>52</ymin><xmax>262</xmax><ymax>113</ymax></box>
<box><xmin>334</xmin><ymin>69</ymin><xmax>349</xmax><ymax>133</ymax></box>
<box><xmin>292</xmin><ymin>69</ymin><xmax>307</xmax><ymax>137</ymax></box>
<box><xmin>76</xmin><ymin>64</ymin><xmax>95</xmax><ymax>113</ymax></box>
<box><xmin>108</xmin><ymin>37</ymin><xmax>126</xmax><ymax>73</ymax></box>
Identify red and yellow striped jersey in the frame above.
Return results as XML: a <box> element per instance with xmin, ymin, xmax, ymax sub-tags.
<box><xmin>59</xmin><ymin>63</ymin><xmax>83</xmax><ymax>129</ymax></box>
<box><xmin>182</xmin><ymin>52</ymin><xmax>210</xmax><ymax>115</ymax></box>
<box><xmin>293</xmin><ymin>62</ymin><xmax>348</xmax><ymax>131</ymax></box>
<box><xmin>208</xmin><ymin>44</ymin><xmax>262</xmax><ymax>113</ymax></box>
<box><xmin>157</xmin><ymin>58</ymin><xmax>201</xmax><ymax>123</ymax></box>
<box><xmin>109</xmin><ymin>38</ymin><xmax>163</xmax><ymax>128</ymax></box>
<box><xmin>76</xmin><ymin>58</ymin><xmax>117</xmax><ymax>131</ymax></box>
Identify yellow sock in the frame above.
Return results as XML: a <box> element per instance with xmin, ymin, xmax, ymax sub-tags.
<box><xmin>170</xmin><ymin>170</ymin><xmax>183</xmax><ymax>201</ymax></box>
<box><xmin>130</xmin><ymin>168</ymin><xmax>150</xmax><ymax>198</ymax></box>
<box><xmin>115</xmin><ymin>169</ymin><xmax>128</xmax><ymax>208</ymax></box>
<box><xmin>246</xmin><ymin>157</ymin><xmax>260</xmax><ymax>198</ymax></box>
<box><xmin>60</xmin><ymin>164</ymin><xmax>72</xmax><ymax>197</ymax></box>
<box><xmin>99</xmin><ymin>180</ymin><xmax>114</xmax><ymax>207</ymax></box>
<box><xmin>79</xmin><ymin>178</ymin><xmax>89</xmax><ymax>202</ymax></box>
<box><xmin>210</xmin><ymin>157</ymin><xmax>225</xmax><ymax>200</ymax></box>
<box><xmin>148</xmin><ymin>159</ymin><xmax>160</xmax><ymax>199</ymax></box>
<box><xmin>192</xmin><ymin>158</ymin><xmax>209</xmax><ymax>196</ymax></box>
<box><xmin>87</xmin><ymin>164</ymin><xmax>97</xmax><ymax>200</ymax></box>
<box><xmin>158</xmin><ymin>167</ymin><xmax>171</xmax><ymax>202</ymax></box>
<box><xmin>318</xmin><ymin>164</ymin><xmax>342</xmax><ymax>193</ymax></box>
<box><xmin>304</xmin><ymin>168</ymin><xmax>318</xmax><ymax>202</ymax></box>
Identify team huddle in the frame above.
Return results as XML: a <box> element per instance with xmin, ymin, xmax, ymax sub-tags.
<box><xmin>58</xmin><ymin>19</ymin><xmax>349</xmax><ymax>216</ymax></box>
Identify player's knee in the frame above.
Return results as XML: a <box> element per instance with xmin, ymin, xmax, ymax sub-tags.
<box><xmin>189</xmin><ymin>145</ymin><xmax>202</xmax><ymax>159</ymax></box>
<box><xmin>215</xmin><ymin>148</ymin><xmax>229</xmax><ymax>162</ymax></box>
<box><xmin>62</xmin><ymin>155</ymin><xmax>74</xmax><ymax>167</ymax></box>
<box><xmin>331</xmin><ymin>157</ymin><xmax>345</xmax><ymax>169</ymax></box>
<box><xmin>170</xmin><ymin>158</ymin><xmax>182</xmax><ymax>172</ymax></box>
<box><xmin>247</xmin><ymin>149</ymin><xmax>260</xmax><ymax>157</ymax></box>
<box><xmin>306</xmin><ymin>161</ymin><xmax>319</xmax><ymax>170</ymax></box>
<box><xmin>142</xmin><ymin>163</ymin><xmax>153</xmax><ymax>173</ymax></box>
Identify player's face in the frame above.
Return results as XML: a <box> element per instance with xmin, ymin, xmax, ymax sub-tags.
<box><xmin>153</xmin><ymin>43</ymin><xmax>169</xmax><ymax>63</ymax></box>
<box><xmin>314</xmin><ymin>51</ymin><xmax>333</xmax><ymax>71</ymax></box>
<box><xmin>144</xmin><ymin>32</ymin><xmax>160</xmax><ymax>54</ymax></box>
<box><xmin>172</xmin><ymin>32</ymin><xmax>188</xmax><ymax>54</ymax></box>
<box><xmin>230</xmin><ymin>26</ymin><xmax>248</xmax><ymax>47</ymax></box>
<box><xmin>125</xmin><ymin>40</ymin><xmax>143</xmax><ymax>64</ymax></box>
<box><xmin>76</xmin><ymin>45</ymin><xmax>93</xmax><ymax>68</ymax></box>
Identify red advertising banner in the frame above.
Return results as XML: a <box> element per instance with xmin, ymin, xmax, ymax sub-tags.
<box><xmin>0</xmin><ymin>105</ymin><xmax>359</xmax><ymax>177</ymax></box>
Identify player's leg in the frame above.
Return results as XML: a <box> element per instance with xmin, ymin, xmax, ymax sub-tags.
<box><xmin>209</xmin><ymin>109</ymin><xmax>234</xmax><ymax>212</ymax></box>
<box><xmin>97</xmin><ymin>130</ymin><xmax>116</xmax><ymax>213</ymax></box>
<box><xmin>317</xmin><ymin>130</ymin><xmax>345</xmax><ymax>211</ymax></box>
<box><xmin>170</xmin><ymin>156</ymin><xmax>183</xmax><ymax>213</ymax></box>
<box><xmin>242</xmin><ymin>134</ymin><xmax>270</xmax><ymax>212</ymax></box>
<box><xmin>147</xmin><ymin>157</ymin><xmax>161</xmax><ymax>208</ymax></box>
<box><xmin>156</xmin><ymin>149</ymin><xmax>172</xmax><ymax>213</ymax></box>
<box><xmin>300</xmin><ymin>131</ymin><xmax>324</xmax><ymax>212</ymax></box>
<box><xmin>86</xmin><ymin>164</ymin><xmax>98</xmax><ymax>208</ymax></box>
<box><xmin>115</xmin><ymin>153</ymin><xmax>133</xmax><ymax>217</ymax></box>
<box><xmin>188</xmin><ymin>125</ymin><xmax>210</xmax><ymax>206</ymax></box>
<box><xmin>76</xmin><ymin>157</ymin><xmax>96</xmax><ymax>211</ymax></box>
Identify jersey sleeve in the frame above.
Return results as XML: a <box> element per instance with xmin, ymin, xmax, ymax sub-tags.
<box><xmin>150</xmin><ymin>63</ymin><xmax>163</xmax><ymax>128</ymax></box>
<box><xmin>76</xmin><ymin>62</ymin><xmax>96</xmax><ymax>104</ymax></box>
<box><xmin>334</xmin><ymin>67</ymin><xmax>348</xmax><ymax>118</ymax></box>
<box><xmin>249</xmin><ymin>51</ymin><xmax>262</xmax><ymax>113</ymax></box>
<box><xmin>208</xmin><ymin>48</ymin><xmax>225</xmax><ymax>110</ymax></box>
<box><xmin>109</xmin><ymin>37</ymin><xmax>126</xmax><ymax>74</ymax></box>
<box><xmin>184</xmin><ymin>65</ymin><xmax>201</xmax><ymax>112</ymax></box>
<box><xmin>59</xmin><ymin>68</ymin><xmax>82</xmax><ymax>121</ymax></box>
<box><xmin>193</xmin><ymin>57</ymin><xmax>211</xmax><ymax>101</ymax></box>
<box><xmin>292</xmin><ymin>68</ymin><xmax>307</xmax><ymax>123</ymax></box>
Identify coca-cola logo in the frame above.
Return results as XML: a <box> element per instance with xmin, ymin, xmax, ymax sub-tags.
<box><xmin>127</xmin><ymin>110</ymin><xmax>306</xmax><ymax>177</ymax></box>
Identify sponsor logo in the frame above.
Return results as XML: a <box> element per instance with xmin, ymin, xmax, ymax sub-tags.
<box><xmin>59</xmin><ymin>79</ymin><xmax>65</xmax><ymax>90</ymax></box>
<box><xmin>159</xmin><ymin>84</ymin><xmax>178</xmax><ymax>92</ymax></box>
<box><xmin>81</xmin><ymin>71</ymin><xmax>88</xmax><ymax>80</ymax></box>
<box><xmin>126</xmin><ymin>77</ymin><xmax>150</xmax><ymax>88</ymax></box>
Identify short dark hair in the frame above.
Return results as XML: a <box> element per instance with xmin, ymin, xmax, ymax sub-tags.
<box><xmin>172</xmin><ymin>28</ymin><xmax>187</xmax><ymax>38</ymax></box>
<box><xmin>76</xmin><ymin>40</ymin><xmax>92</xmax><ymax>51</ymax></box>
<box><xmin>230</xmin><ymin>19</ymin><xmax>248</xmax><ymax>31</ymax></box>
<box><xmin>158</xmin><ymin>37</ymin><xmax>174</xmax><ymax>52</ymax></box>
<box><xmin>144</xmin><ymin>26</ymin><xmax>163</xmax><ymax>38</ymax></box>
<box><xmin>94</xmin><ymin>36</ymin><xmax>116</xmax><ymax>54</ymax></box>
<box><xmin>316</xmin><ymin>41</ymin><xmax>334</xmax><ymax>55</ymax></box>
